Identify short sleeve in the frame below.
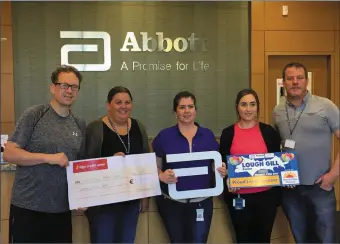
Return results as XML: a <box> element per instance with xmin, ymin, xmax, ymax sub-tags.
<box><xmin>209</xmin><ymin>130</ymin><xmax>219</xmax><ymax>151</ymax></box>
<box><xmin>8</xmin><ymin>106</ymin><xmax>44</xmax><ymax>149</ymax></box>
<box><xmin>324</xmin><ymin>99</ymin><xmax>340</xmax><ymax>132</ymax></box>
<box><xmin>151</xmin><ymin>132</ymin><xmax>165</xmax><ymax>157</ymax></box>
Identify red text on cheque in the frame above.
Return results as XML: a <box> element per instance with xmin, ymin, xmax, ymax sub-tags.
<box><xmin>73</xmin><ymin>158</ymin><xmax>108</xmax><ymax>173</ymax></box>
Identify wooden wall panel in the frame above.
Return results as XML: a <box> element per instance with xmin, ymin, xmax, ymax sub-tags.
<box><xmin>265</xmin><ymin>2</ymin><xmax>338</xmax><ymax>31</ymax></box>
<box><xmin>265</xmin><ymin>31</ymin><xmax>335</xmax><ymax>52</ymax></box>
<box><xmin>213</xmin><ymin>195</ymin><xmax>224</xmax><ymax>209</ymax></box>
<box><xmin>0</xmin><ymin>172</ymin><xmax>14</xmax><ymax>221</ymax></box>
<box><xmin>207</xmin><ymin>209</ymin><xmax>235</xmax><ymax>243</ymax></box>
<box><xmin>136</xmin><ymin>213</ymin><xmax>148</xmax><ymax>244</ymax></box>
<box><xmin>0</xmin><ymin>2</ymin><xmax>12</xmax><ymax>26</ymax></box>
<box><xmin>0</xmin><ymin>123</ymin><xmax>14</xmax><ymax>134</ymax></box>
<box><xmin>72</xmin><ymin>216</ymin><xmax>90</xmax><ymax>243</ymax></box>
<box><xmin>271</xmin><ymin>235</ymin><xmax>295</xmax><ymax>243</ymax></box>
<box><xmin>251</xmin><ymin>74</ymin><xmax>265</xmax><ymax>119</ymax></box>
<box><xmin>271</xmin><ymin>208</ymin><xmax>291</xmax><ymax>239</ymax></box>
<box><xmin>251</xmin><ymin>2</ymin><xmax>265</xmax><ymax>31</ymax></box>
<box><xmin>336</xmin><ymin>31</ymin><xmax>339</xmax><ymax>75</ymax></box>
<box><xmin>1</xmin><ymin>74</ymin><xmax>15</xmax><ymax>123</ymax></box>
<box><xmin>1</xmin><ymin>220</ymin><xmax>9</xmax><ymax>244</ymax></box>
<box><xmin>251</xmin><ymin>31</ymin><xmax>265</xmax><ymax>73</ymax></box>
<box><xmin>1</xmin><ymin>0</ymin><xmax>14</xmax><ymax>146</ymax></box>
<box><xmin>336</xmin><ymin>3</ymin><xmax>340</xmax><ymax>30</ymax></box>
<box><xmin>258</xmin><ymin>117</ymin><xmax>265</xmax><ymax>123</ymax></box>
<box><xmin>0</xmin><ymin>26</ymin><xmax>13</xmax><ymax>74</ymax></box>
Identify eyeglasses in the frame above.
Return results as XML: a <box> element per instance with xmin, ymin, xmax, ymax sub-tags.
<box><xmin>54</xmin><ymin>82</ymin><xmax>80</xmax><ymax>91</ymax></box>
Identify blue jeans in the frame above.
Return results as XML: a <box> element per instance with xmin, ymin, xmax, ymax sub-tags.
<box><xmin>281</xmin><ymin>185</ymin><xmax>336</xmax><ymax>243</ymax></box>
<box><xmin>155</xmin><ymin>196</ymin><xmax>213</xmax><ymax>243</ymax></box>
<box><xmin>85</xmin><ymin>200</ymin><xmax>140</xmax><ymax>243</ymax></box>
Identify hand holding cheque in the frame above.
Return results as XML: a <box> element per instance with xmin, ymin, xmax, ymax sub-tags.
<box><xmin>66</xmin><ymin>152</ymin><xmax>161</xmax><ymax>210</ymax></box>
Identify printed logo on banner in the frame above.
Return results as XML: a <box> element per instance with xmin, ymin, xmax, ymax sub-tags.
<box><xmin>281</xmin><ymin>171</ymin><xmax>299</xmax><ymax>185</ymax></box>
<box><xmin>73</xmin><ymin>158</ymin><xmax>108</xmax><ymax>173</ymax></box>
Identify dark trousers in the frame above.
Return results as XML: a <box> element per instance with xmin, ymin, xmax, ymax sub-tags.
<box><xmin>225</xmin><ymin>188</ymin><xmax>279</xmax><ymax>243</ymax></box>
<box><xmin>9</xmin><ymin>204</ymin><xmax>72</xmax><ymax>244</ymax></box>
<box><xmin>281</xmin><ymin>185</ymin><xmax>336</xmax><ymax>243</ymax></box>
<box><xmin>85</xmin><ymin>200</ymin><xmax>140</xmax><ymax>244</ymax></box>
<box><xmin>155</xmin><ymin>196</ymin><xmax>213</xmax><ymax>243</ymax></box>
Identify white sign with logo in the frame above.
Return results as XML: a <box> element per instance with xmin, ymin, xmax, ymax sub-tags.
<box><xmin>166</xmin><ymin>151</ymin><xmax>223</xmax><ymax>200</ymax></box>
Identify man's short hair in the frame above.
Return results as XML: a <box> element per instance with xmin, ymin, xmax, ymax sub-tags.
<box><xmin>51</xmin><ymin>65</ymin><xmax>83</xmax><ymax>84</ymax></box>
<box><xmin>282</xmin><ymin>62</ymin><xmax>308</xmax><ymax>81</ymax></box>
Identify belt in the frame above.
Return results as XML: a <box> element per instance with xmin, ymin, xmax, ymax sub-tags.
<box><xmin>162</xmin><ymin>193</ymin><xmax>208</xmax><ymax>203</ymax></box>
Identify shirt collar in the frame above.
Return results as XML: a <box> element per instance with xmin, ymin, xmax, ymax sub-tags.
<box><xmin>175</xmin><ymin>122</ymin><xmax>203</xmax><ymax>137</ymax></box>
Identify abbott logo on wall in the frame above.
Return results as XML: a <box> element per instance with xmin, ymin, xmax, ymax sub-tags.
<box><xmin>60</xmin><ymin>31</ymin><xmax>207</xmax><ymax>72</ymax></box>
<box><xmin>60</xmin><ymin>31</ymin><xmax>111</xmax><ymax>72</ymax></box>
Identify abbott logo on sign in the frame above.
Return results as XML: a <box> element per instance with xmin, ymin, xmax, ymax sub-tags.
<box><xmin>166</xmin><ymin>151</ymin><xmax>223</xmax><ymax>200</ymax></box>
<box><xmin>60</xmin><ymin>31</ymin><xmax>111</xmax><ymax>71</ymax></box>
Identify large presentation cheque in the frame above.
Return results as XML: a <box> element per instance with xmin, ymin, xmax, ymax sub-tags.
<box><xmin>227</xmin><ymin>152</ymin><xmax>300</xmax><ymax>188</ymax></box>
<box><xmin>66</xmin><ymin>153</ymin><xmax>161</xmax><ymax>210</ymax></box>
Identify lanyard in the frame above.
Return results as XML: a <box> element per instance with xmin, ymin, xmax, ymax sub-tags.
<box><xmin>285</xmin><ymin>101</ymin><xmax>305</xmax><ymax>139</ymax></box>
<box><xmin>108</xmin><ymin>117</ymin><xmax>130</xmax><ymax>154</ymax></box>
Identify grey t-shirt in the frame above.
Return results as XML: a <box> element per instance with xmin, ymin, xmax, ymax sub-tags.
<box><xmin>9</xmin><ymin>104</ymin><xmax>86</xmax><ymax>213</ymax></box>
<box><xmin>273</xmin><ymin>93</ymin><xmax>340</xmax><ymax>185</ymax></box>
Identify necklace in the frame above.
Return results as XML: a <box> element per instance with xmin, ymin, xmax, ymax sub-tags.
<box><xmin>108</xmin><ymin>117</ymin><xmax>130</xmax><ymax>154</ymax></box>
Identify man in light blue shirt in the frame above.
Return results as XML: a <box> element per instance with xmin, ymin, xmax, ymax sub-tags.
<box><xmin>273</xmin><ymin>62</ymin><xmax>340</xmax><ymax>243</ymax></box>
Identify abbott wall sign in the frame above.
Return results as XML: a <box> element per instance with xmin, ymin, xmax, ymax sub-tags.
<box><xmin>60</xmin><ymin>31</ymin><xmax>210</xmax><ymax>72</ymax></box>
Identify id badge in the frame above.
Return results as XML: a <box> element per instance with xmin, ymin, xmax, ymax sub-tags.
<box><xmin>196</xmin><ymin>208</ymin><xmax>204</xmax><ymax>222</ymax></box>
<box><xmin>233</xmin><ymin>195</ymin><xmax>245</xmax><ymax>210</ymax></box>
<box><xmin>284</xmin><ymin>139</ymin><xmax>296</xmax><ymax>150</ymax></box>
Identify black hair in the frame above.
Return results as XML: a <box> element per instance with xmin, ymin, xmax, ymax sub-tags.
<box><xmin>51</xmin><ymin>65</ymin><xmax>83</xmax><ymax>86</ymax></box>
<box><xmin>282</xmin><ymin>62</ymin><xmax>308</xmax><ymax>81</ymax></box>
<box><xmin>107</xmin><ymin>86</ymin><xmax>133</xmax><ymax>103</ymax></box>
<box><xmin>173</xmin><ymin>91</ymin><xmax>196</xmax><ymax>112</ymax></box>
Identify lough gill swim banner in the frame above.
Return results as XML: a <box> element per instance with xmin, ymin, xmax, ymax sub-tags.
<box><xmin>227</xmin><ymin>152</ymin><xmax>300</xmax><ymax>188</ymax></box>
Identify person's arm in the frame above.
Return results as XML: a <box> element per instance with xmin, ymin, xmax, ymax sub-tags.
<box><xmin>219</xmin><ymin>127</ymin><xmax>232</xmax><ymax>162</ymax></box>
<box><xmin>329</xmin><ymin>129</ymin><xmax>340</xmax><ymax>178</ymax></box>
<box><xmin>315</xmin><ymin>100</ymin><xmax>340</xmax><ymax>189</ymax></box>
<box><xmin>326</xmin><ymin>100</ymin><xmax>340</xmax><ymax>179</ymax></box>
<box><xmin>3</xmin><ymin>106</ymin><xmax>68</xmax><ymax>167</ymax></box>
<box><xmin>152</xmin><ymin>133</ymin><xmax>177</xmax><ymax>184</ymax></box>
<box><xmin>3</xmin><ymin>141</ymin><xmax>62</xmax><ymax>166</ymax></box>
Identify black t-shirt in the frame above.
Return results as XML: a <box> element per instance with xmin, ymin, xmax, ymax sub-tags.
<box><xmin>101</xmin><ymin>118</ymin><xmax>144</xmax><ymax>157</ymax></box>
